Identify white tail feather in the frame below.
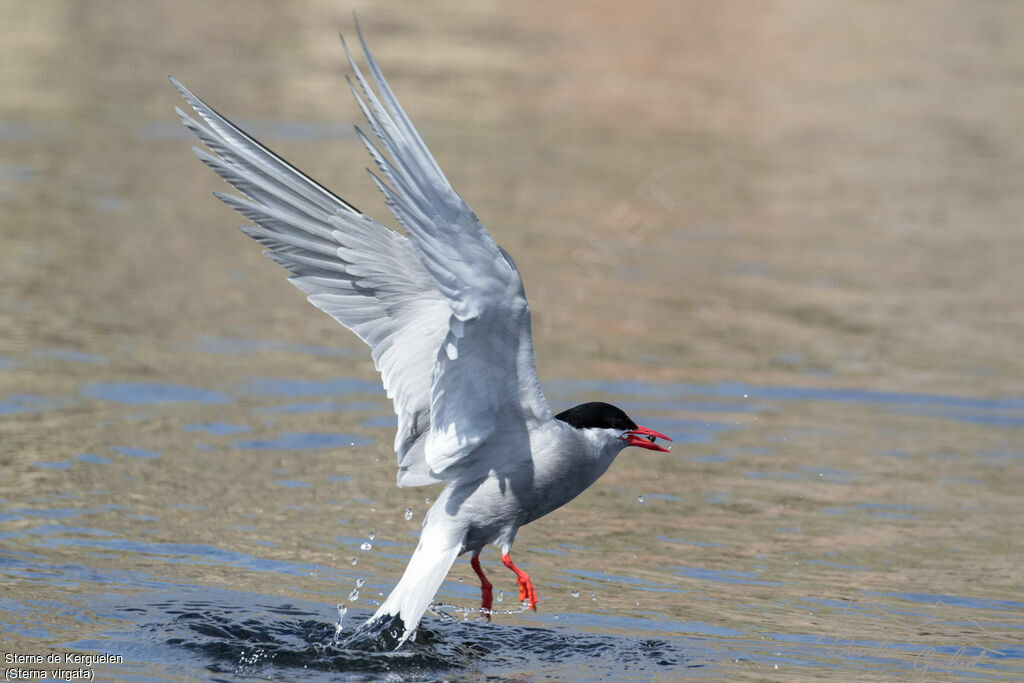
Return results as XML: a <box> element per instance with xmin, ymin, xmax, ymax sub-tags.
<box><xmin>369</xmin><ymin>525</ymin><xmax>463</xmax><ymax>645</ymax></box>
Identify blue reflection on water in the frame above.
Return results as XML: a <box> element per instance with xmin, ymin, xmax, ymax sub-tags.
<box><xmin>183</xmin><ymin>421</ymin><xmax>250</xmax><ymax>435</ymax></box>
<box><xmin>35</xmin><ymin>349</ymin><xmax>107</xmax><ymax>364</ymax></box>
<box><xmin>256</xmin><ymin>401</ymin><xmax>381</xmax><ymax>414</ymax></box>
<box><xmin>231</xmin><ymin>432</ymin><xmax>372</xmax><ymax>449</ymax></box>
<box><xmin>239</xmin><ymin>377</ymin><xmax>383</xmax><ymax>398</ymax></box>
<box><xmin>0</xmin><ymin>394</ymin><xmax>56</xmax><ymax>415</ymax></box>
<box><xmin>869</xmin><ymin>591</ymin><xmax>1024</xmax><ymax>613</ymax></box>
<box><xmin>275</xmin><ymin>480</ymin><xmax>312</xmax><ymax>488</ymax></box>
<box><xmin>74</xmin><ymin>453</ymin><xmax>112</xmax><ymax>465</ymax></box>
<box><xmin>562</xmin><ymin>568</ymin><xmax>686</xmax><ymax>594</ymax></box>
<box><xmin>362</xmin><ymin>415</ymin><xmax>397</xmax><ymax>428</ymax></box>
<box><xmin>30</xmin><ymin>461</ymin><xmax>72</xmax><ymax>470</ymax></box>
<box><xmin>2</xmin><ymin>530</ymin><xmax>348</xmax><ymax>579</ymax></box>
<box><xmin>82</xmin><ymin>382</ymin><xmax>230</xmax><ymax>405</ymax></box>
<box><xmin>673</xmin><ymin>565</ymin><xmax>782</xmax><ymax>587</ymax></box>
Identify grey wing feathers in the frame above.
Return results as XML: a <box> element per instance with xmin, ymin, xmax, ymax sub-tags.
<box><xmin>171</xmin><ymin>76</ymin><xmax>449</xmax><ymax>486</ymax></box>
<box><xmin>173</xmin><ymin>23</ymin><xmax>552</xmax><ymax>485</ymax></box>
<box><xmin>341</xmin><ymin>29</ymin><xmax>515</xmax><ymax>321</ymax></box>
<box><xmin>341</xmin><ymin>25</ymin><xmax>553</xmax><ymax>472</ymax></box>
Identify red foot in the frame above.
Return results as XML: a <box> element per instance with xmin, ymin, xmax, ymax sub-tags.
<box><xmin>501</xmin><ymin>553</ymin><xmax>538</xmax><ymax>610</ymax></box>
<box><xmin>471</xmin><ymin>554</ymin><xmax>493</xmax><ymax>619</ymax></box>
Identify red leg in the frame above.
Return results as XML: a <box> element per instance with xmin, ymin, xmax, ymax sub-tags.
<box><xmin>501</xmin><ymin>553</ymin><xmax>538</xmax><ymax>610</ymax></box>
<box><xmin>471</xmin><ymin>553</ymin><xmax>493</xmax><ymax>619</ymax></box>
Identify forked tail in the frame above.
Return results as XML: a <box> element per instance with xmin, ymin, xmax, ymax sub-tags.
<box><xmin>361</xmin><ymin>524</ymin><xmax>463</xmax><ymax>647</ymax></box>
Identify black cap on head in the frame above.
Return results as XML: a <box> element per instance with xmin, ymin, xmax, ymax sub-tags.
<box><xmin>555</xmin><ymin>402</ymin><xmax>637</xmax><ymax>431</ymax></box>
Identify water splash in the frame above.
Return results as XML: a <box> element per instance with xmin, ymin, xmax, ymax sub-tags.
<box><xmin>237</xmin><ymin>647</ymin><xmax>270</xmax><ymax>668</ymax></box>
<box><xmin>333</xmin><ymin>603</ymin><xmax>347</xmax><ymax>641</ymax></box>
<box><xmin>54</xmin><ymin>590</ymin><xmax>694</xmax><ymax>678</ymax></box>
<box><xmin>428</xmin><ymin>601</ymin><xmax>528</xmax><ymax>622</ymax></box>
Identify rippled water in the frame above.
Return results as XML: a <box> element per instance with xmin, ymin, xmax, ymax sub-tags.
<box><xmin>3</xmin><ymin>366</ymin><xmax>1023</xmax><ymax>679</ymax></box>
<box><xmin>3</xmin><ymin>1</ymin><xmax>1024</xmax><ymax>681</ymax></box>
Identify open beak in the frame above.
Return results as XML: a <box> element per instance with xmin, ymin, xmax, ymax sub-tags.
<box><xmin>622</xmin><ymin>424</ymin><xmax>672</xmax><ymax>452</ymax></box>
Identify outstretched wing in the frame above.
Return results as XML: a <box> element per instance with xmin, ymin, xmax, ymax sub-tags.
<box><xmin>342</xmin><ymin>26</ymin><xmax>553</xmax><ymax>474</ymax></box>
<box><xmin>172</xmin><ymin>23</ymin><xmax>551</xmax><ymax>484</ymax></box>
<box><xmin>172</xmin><ymin>78</ymin><xmax>450</xmax><ymax>485</ymax></box>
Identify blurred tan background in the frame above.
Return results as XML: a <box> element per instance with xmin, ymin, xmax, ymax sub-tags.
<box><xmin>2</xmin><ymin>0</ymin><xmax>1023</xmax><ymax>396</ymax></box>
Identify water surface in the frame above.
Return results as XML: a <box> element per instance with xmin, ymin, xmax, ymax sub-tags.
<box><xmin>2</xmin><ymin>1</ymin><xmax>1023</xmax><ymax>680</ymax></box>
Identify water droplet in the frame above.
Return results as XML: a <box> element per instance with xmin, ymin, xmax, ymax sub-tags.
<box><xmin>404</xmin><ymin>507</ymin><xmax>413</xmax><ymax>520</ymax></box>
<box><xmin>367</xmin><ymin>531</ymin><xmax>375</xmax><ymax>541</ymax></box>
<box><xmin>349</xmin><ymin>588</ymin><xmax>359</xmax><ymax>601</ymax></box>
<box><xmin>350</xmin><ymin>557</ymin><xmax>357</xmax><ymax>565</ymax></box>
<box><xmin>743</xmin><ymin>393</ymin><xmax>749</xmax><ymax>398</ymax></box>
<box><xmin>637</xmin><ymin>495</ymin><xmax>645</xmax><ymax>504</ymax></box>
<box><xmin>496</xmin><ymin>590</ymin><xmax>504</xmax><ymax>603</ymax></box>
<box><xmin>334</xmin><ymin>604</ymin><xmax>347</xmax><ymax>636</ymax></box>
<box><xmin>360</xmin><ymin>542</ymin><xmax>372</xmax><ymax>551</ymax></box>
<box><xmin>356</xmin><ymin>578</ymin><xmax>365</xmax><ymax>588</ymax></box>
<box><xmin>570</xmin><ymin>590</ymin><xmax>580</xmax><ymax>598</ymax></box>
<box><xmin>425</xmin><ymin>497</ymin><xmax>431</xmax><ymax>504</ymax></box>
<box><xmin>458</xmin><ymin>577</ymin><xmax>464</xmax><ymax>583</ymax></box>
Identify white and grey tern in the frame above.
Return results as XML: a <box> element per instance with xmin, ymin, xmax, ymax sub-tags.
<box><xmin>171</xmin><ymin>24</ymin><xmax>672</xmax><ymax>647</ymax></box>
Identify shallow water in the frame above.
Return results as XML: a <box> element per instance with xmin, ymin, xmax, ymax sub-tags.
<box><xmin>2</xmin><ymin>369</ymin><xmax>1022</xmax><ymax>679</ymax></box>
<box><xmin>3</xmin><ymin>1</ymin><xmax>1024</xmax><ymax>681</ymax></box>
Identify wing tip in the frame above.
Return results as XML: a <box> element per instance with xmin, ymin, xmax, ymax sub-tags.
<box><xmin>168</xmin><ymin>75</ymin><xmax>200</xmax><ymax>107</ymax></box>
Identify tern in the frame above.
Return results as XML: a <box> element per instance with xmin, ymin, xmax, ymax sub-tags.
<box><xmin>172</xmin><ymin>24</ymin><xmax>672</xmax><ymax>646</ymax></box>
